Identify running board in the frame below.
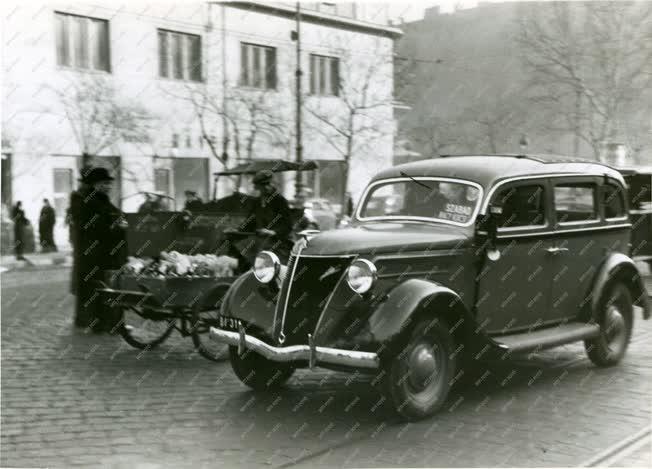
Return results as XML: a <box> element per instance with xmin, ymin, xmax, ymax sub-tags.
<box><xmin>491</xmin><ymin>322</ymin><xmax>600</xmax><ymax>353</ymax></box>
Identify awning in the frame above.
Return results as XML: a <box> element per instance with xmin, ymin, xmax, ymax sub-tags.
<box><xmin>215</xmin><ymin>159</ymin><xmax>319</xmax><ymax>176</ymax></box>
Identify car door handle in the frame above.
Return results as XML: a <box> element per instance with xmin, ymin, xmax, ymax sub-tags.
<box><xmin>545</xmin><ymin>247</ymin><xmax>569</xmax><ymax>254</ymax></box>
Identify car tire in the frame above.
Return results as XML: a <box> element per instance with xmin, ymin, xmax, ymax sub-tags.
<box><xmin>382</xmin><ymin>318</ymin><xmax>457</xmax><ymax>421</ymax></box>
<box><xmin>229</xmin><ymin>346</ymin><xmax>295</xmax><ymax>391</ymax></box>
<box><xmin>584</xmin><ymin>282</ymin><xmax>634</xmax><ymax>367</ymax></box>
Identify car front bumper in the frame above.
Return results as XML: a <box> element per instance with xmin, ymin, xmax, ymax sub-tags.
<box><xmin>209</xmin><ymin>326</ymin><xmax>380</xmax><ymax>370</ymax></box>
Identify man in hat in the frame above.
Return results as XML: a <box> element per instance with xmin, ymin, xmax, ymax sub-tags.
<box><xmin>67</xmin><ymin>168</ymin><xmax>92</xmax><ymax>305</ymax></box>
<box><xmin>39</xmin><ymin>198</ymin><xmax>57</xmax><ymax>252</ymax></box>
<box><xmin>184</xmin><ymin>190</ymin><xmax>204</xmax><ymax>211</ymax></box>
<box><xmin>246</xmin><ymin>169</ymin><xmax>293</xmax><ymax>262</ymax></box>
<box><xmin>75</xmin><ymin>167</ymin><xmax>128</xmax><ymax>333</ymax></box>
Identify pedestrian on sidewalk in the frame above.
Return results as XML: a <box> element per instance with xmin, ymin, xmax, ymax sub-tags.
<box><xmin>75</xmin><ymin>167</ymin><xmax>128</xmax><ymax>333</ymax></box>
<box><xmin>39</xmin><ymin>198</ymin><xmax>57</xmax><ymax>253</ymax></box>
<box><xmin>11</xmin><ymin>201</ymin><xmax>28</xmax><ymax>260</ymax></box>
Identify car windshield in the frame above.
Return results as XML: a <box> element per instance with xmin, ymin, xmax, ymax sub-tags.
<box><xmin>358</xmin><ymin>178</ymin><xmax>481</xmax><ymax>225</ymax></box>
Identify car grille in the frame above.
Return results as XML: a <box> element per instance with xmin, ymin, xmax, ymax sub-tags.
<box><xmin>277</xmin><ymin>255</ymin><xmax>354</xmax><ymax>346</ymax></box>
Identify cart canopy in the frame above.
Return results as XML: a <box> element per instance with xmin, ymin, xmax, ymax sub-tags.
<box><xmin>215</xmin><ymin>159</ymin><xmax>318</xmax><ymax>176</ymax></box>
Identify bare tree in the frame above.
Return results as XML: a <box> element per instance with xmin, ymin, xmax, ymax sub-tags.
<box><xmin>305</xmin><ymin>40</ymin><xmax>394</xmax><ymax>209</ymax></box>
<box><xmin>175</xmin><ymin>84</ymin><xmax>290</xmax><ymax>168</ymax></box>
<box><xmin>517</xmin><ymin>2</ymin><xmax>652</xmax><ymax>161</ymax></box>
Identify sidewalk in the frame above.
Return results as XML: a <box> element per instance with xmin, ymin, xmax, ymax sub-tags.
<box><xmin>0</xmin><ymin>250</ymin><xmax>72</xmax><ymax>273</ymax></box>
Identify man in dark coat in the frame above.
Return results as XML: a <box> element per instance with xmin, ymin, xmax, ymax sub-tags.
<box><xmin>67</xmin><ymin>173</ymin><xmax>91</xmax><ymax>300</ymax></box>
<box><xmin>11</xmin><ymin>201</ymin><xmax>28</xmax><ymax>260</ymax></box>
<box><xmin>39</xmin><ymin>199</ymin><xmax>57</xmax><ymax>252</ymax></box>
<box><xmin>75</xmin><ymin>167</ymin><xmax>128</xmax><ymax>333</ymax></box>
<box><xmin>184</xmin><ymin>190</ymin><xmax>204</xmax><ymax>211</ymax></box>
<box><xmin>246</xmin><ymin>170</ymin><xmax>293</xmax><ymax>263</ymax></box>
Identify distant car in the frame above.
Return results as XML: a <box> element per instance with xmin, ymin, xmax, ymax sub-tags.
<box><xmin>211</xmin><ymin>154</ymin><xmax>650</xmax><ymax>420</ymax></box>
<box><xmin>617</xmin><ymin>166</ymin><xmax>652</xmax><ymax>267</ymax></box>
<box><xmin>303</xmin><ymin>198</ymin><xmax>337</xmax><ymax>231</ymax></box>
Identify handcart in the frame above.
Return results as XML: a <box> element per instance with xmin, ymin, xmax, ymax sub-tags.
<box><xmin>97</xmin><ymin>159</ymin><xmax>319</xmax><ymax>361</ymax></box>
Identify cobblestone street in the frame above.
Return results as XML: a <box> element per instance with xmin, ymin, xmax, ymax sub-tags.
<box><xmin>1</xmin><ymin>267</ymin><xmax>651</xmax><ymax>468</ymax></box>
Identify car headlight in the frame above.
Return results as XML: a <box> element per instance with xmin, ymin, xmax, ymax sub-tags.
<box><xmin>253</xmin><ymin>251</ymin><xmax>280</xmax><ymax>284</ymax></box>
<box><xmin>346</xmin><ymin>259</ymin><xmax>377</xmax><ymax>294</ymax></box>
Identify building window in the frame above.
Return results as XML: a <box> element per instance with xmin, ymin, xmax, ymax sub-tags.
<box><xmin>239</xmin><ymin>43</ymin><xmax>276</xmax><ymax>89</ymax></box>
<box><xmin>158</xmin><ymin>29</ymin><xmax>202</xmax><ymax>82</ymax></box>
<box><xmin>55</xmin><ymin>12</ymin><xmax>110</xmax><ymax>72</ymax></box>
<box><xmin>53</xmin><ymin>168</ymin><xmax>73</xmax><ymax>218</ymax></box>
<box><xmin>154</xmin><ymin>168</ymin><xmax>171</xmax><ymax>197</ymax></box>
<box><xmin>310</xmin><ymin>54</ymin><xmax>339</xmax><ymax>96</ymax></box>
<box><xmin>319</xmin><ymin>2</ymin><xmax>337</xmax><ymax>15</ymax></box>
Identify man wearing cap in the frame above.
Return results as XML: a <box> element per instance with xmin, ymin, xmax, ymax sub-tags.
<box><xmin>243</xmin><ymin>170</ymin><xmax>293</xmax><ymax>263</ymax></box>
<box><xmin>76</xmin><ymin>167</ymin><xmax>128</xmax><ymax>333</ymax></box>
<box><xmin>184</xmin><ymin>190</ymin><xmax>204</xmax><ymax>211</ymax></box>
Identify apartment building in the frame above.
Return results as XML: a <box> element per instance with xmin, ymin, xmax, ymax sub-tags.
<box><xmin>2</xmin><ymin>1</ymin><xmax>401</xmax><ymax>247</ymax></box>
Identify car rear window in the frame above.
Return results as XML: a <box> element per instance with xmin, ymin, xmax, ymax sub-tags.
<box><xmin>603</xmin><ymin>183</ymin><xmax>626</xmax><ymax>219</ymax></box>
<box><xmin>554</xmin><ymin>184</ymin><xmax>597</xmax><ymax>223</ymax></box>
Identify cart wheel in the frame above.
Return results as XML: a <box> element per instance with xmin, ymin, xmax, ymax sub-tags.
<box><xmin>191</xmin><ymin>306</ymin><xmax>229</xmax><ymax>362</ymax></box>
<box><xmin>119</xmin><ymin>307</ymin><xmax>176</xmax><ymax>350</ymax></box>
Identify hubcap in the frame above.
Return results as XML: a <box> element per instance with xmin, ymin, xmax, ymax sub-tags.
<box><xmin>604</xmin><ymin>305</ymin><xmax>626</xmax><ymax>353</ymax></box>
<box><xmin>408</xmin><ymin>343</ymin><xmax>439</xmax><ymax>391</ymax></box>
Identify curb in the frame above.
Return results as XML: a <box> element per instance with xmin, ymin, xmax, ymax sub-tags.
<box><xmin>0</xmin><ymin>255</ymin><xmax>72</xmax><ymax>272</ymax></box>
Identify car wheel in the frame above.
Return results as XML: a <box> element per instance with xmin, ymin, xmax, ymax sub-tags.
<box><xmin>584</xmin><ymin>282</ymin><xmax>633</xmax><ymax>367</ymax></box>
<box><xmin>382</xmin><ymin>318</ymin><xmax>457</xmax><ymax>421</ymax></box>
<box><xmin>229</xmin><ymin>346</ymin><xmax>295</xmax><ymax>391</ymax></box>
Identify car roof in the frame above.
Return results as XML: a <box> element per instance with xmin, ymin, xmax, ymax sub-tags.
<box><xmin>373</xmin><ymin>154</ymin><xmax>626</xmax><ymax>187</ymax></box>
<box><xmin>615</xmin><ymin>165</ymin><xmax>652</xmax><ymax>176</ymax></box>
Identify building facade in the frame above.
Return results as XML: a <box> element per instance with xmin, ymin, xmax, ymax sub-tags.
<box><xmin>2</xmin><ymin>1</ymin><xmax>400</xmax><ymax>249</ymax></box>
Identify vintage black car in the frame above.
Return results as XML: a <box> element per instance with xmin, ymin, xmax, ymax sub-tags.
<box><xmin>210</xmin><ymin>155</ymin><xmax>651</xmax><ymax>420</ymax></box>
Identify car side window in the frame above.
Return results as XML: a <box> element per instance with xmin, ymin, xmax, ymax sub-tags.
<box><xmin>494</xmin><ymin>184</ymin><xmax>546</xmax><ymax>229</ymax></box>
<box><xmin>603</xmin><ymin>183</ymin><xmax>626</xmax><ymax>219</ymax></box>
<box><xmin>554</xmin><ymin>183</ymin><xmax>597</xmax><ymax>224</ymax></box>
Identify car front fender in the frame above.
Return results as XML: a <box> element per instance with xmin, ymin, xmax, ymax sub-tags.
<box><xmin>367</xmin><ymin>278</ymin><xmax>476</xmax><ymax>345</ymax></box>
<box><xmin>220</xmin><ymin>270</ymin><xmax>278</xmax><ymax>336</ymax></box>
<box><xmin>591</xmin><ymin>253</ymin><xmax>650</xmax><ymax>319</ymax></box>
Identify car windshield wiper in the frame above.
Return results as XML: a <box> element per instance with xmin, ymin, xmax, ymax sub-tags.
<box><xmin>400</xmin><ymin>172</ymin><xmax>434</xmax><ymax>191</ymax></box>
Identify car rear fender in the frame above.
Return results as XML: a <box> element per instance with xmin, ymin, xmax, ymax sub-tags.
<box><xmin>368</xmin><ymin>278</ymin><xmax>477</xmax><ymax>350</ymax></box>
<box><xmin>590</xmin><ymin>253</ymin><xmax>650</xmax><ymax>320</ymax></box>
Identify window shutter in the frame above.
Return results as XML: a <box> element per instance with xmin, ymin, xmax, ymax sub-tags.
<box><xmin>240</xmin><ymin>43</ymin><xmax>248</xmax><ymax>86</ymax></box>
<box><xmin>265</xmin><ymin>47</ymin><xmax>276</xmax><ymax>89</ymax></box>
<box><xmin>95</xmin><ymin>19</ymin><xmax>110</xmax><ymax>72</ymax></box>
<box><xmin>253</xmin><ymin>46</ymin><xmax>262</xmax><ymax>88</ymax></box>
<box><xmin>78</xmin><ymin>17</ymin><xmax>89</xmax><ymax>68</ymax></box>
<box><xmin>330</xmin><ymin>58</ymin><xmax>339</xmax><ymax>96</ymax></box>
<box><xmin>158</xmin><ymin>30</ymin><xmax>168</xmax><ymax>78</ymax></box>
<box><xmin>310</xmin><ymin>54</ymin><xmax>316</xmax><ymax>94</ymax></box>
<box><xmin>319</xmin><ymin>56</ymin><xmax>327</xmax><ymax>95</ymax></box>
<box><xmin>173</xmin><ymin>33</ymin><xmax>183</xmax><ymax>79</ymax></box>
<box><xmin>189</xmin><ymin>35</ymin><xmax>201</xmax><ymax>81</ymax></box>
<box><xmin>55</xmin><ymin>14</ymin><xmax>70</xmax><ymax>66</ymax></box>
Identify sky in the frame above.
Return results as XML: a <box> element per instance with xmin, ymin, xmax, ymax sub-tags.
<box><xmin>385</xmin><ymin>0</ymin><xmax>481</xmax><ymax>22</ymax></box>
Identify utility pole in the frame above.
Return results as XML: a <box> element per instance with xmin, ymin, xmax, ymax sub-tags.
<box><xmin>293</xmin><ymin>2</ymin><xmax>303</xmax><ymax>200</ymax></box>
<box><xmin>221</xmin><ymin>4</ymin><xmax>229</xmax><ymax>166</ymax></box>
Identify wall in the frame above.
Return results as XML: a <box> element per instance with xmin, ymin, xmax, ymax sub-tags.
<box><xmin>2</xmin><ymin>1</ymin><xmax>397</xmax><ymax>249</ymax></box>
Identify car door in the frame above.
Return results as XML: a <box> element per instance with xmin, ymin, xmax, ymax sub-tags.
<box><xmin>476</xmin><ymin>178</ymin><xmax>555</xmax><ymax>334</ymax></box>
<box><xmin>548</xmin><ymin>177</ymin><xmax>630</xmax><ymax>322</ymax></box>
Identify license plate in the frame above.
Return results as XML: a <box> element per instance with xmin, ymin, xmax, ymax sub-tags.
<box><xmin>217</xmin><ymin>315</ymin><xmax>241</xmax><ymax>331</ymax></box>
